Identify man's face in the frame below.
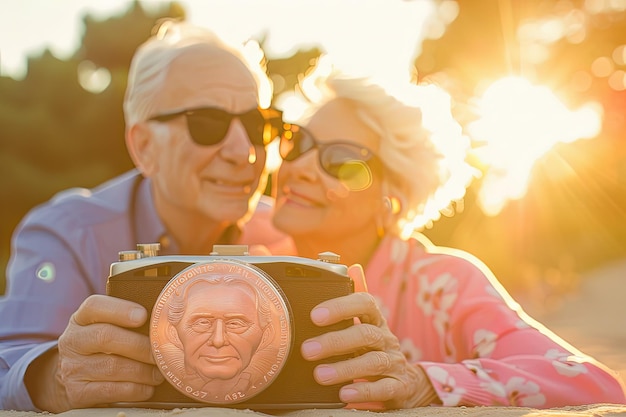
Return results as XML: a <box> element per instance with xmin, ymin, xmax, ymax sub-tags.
<box><xmin>145</xmin><ymin>46</ymin><xmax>267</xmax><ymax>225</ymax></box>
<box><xmin>176</xmin><ymin>281</ymin><xmax>264</xmax><ymax>381</ymax></box>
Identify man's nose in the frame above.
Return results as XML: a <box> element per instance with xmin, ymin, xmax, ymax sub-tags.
<box><xmin>209</xmin><ymin>319</ymin><xmax>228</xmax><ymax>348</ymax></box>
<box><xmin>220</xmin><ymin>118</ymin><xmax>257</xmax><ymax>164</ymax></box>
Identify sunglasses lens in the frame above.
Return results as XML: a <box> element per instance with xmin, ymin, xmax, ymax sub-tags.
<box><xmin>336</xmin><ymin>161</ymin><xmax>374</xmax><ymax>191</ymax></box>
<box><xmin>280</xmin><ymin>127</ymin><xmax>315</xmax><ymax>161</ymax></box>
<box><xmin>186</xmin><ymin>109</ymin><xmax>231</xmax><ymax>146</ymax></box>
<box><xmin>320</xmin><ymin>144</ymin><xmax>375</xmax><ymax>191</ymax></box>
<box><xmin>185</xmin><ymin>108</ymin><xmax>281</xmax><ymax>147</ymax></box>
<box><xmin>241</xmin><ymin>109</ymin><xmax>274</xmax><ymax>146</ymax></box>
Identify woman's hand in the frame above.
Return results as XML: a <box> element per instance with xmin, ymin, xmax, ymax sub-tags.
<box><xmin>300</xmin><ymin>265</ymin><xmax>439</xmax><ymax>409</ymax></box>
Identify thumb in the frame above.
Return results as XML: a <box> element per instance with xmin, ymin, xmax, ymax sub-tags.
<box><xmin>348</xmin><ymin>264</ymin><xmax>368</xmax><ymax>292</ymax></box>
<box><xmin>248</xmin><ymin>244</ymin><xmax>272</xmax><ymax>256</ymax></box>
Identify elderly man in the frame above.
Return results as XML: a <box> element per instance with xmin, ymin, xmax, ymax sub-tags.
<box><xmin>165</xmin><ymin>275</ymin><xmax>274</xmax><ymax>399</ymax></box>
<box><xmin>0</xmin><ymin>20</ymin><xmax>293</xmax><ymax>412</ymax></box>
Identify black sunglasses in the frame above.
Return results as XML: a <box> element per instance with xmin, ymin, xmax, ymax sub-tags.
<box><xmin>279</xmin><ymin>125</ymin><xmax>382</xmax><ymax>191</ymax></box>
<box><xmin>148</xmin><ymin>107</ymin><xmax>284</xmax><ymax>147</ymax></box>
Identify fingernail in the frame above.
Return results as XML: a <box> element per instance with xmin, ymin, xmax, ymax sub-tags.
<box><xmin>311</xmin><ymin>307</ymin><xmax>329</xmax><ymax>324</ymax></box>
<box><xmin>340</xmin><ymin>388</ymin><xmax>359</xmax><ymax>402</ymax></box>
<box><xmin>129</xmin><ymin>307</ymin><xmax>145</xmax><ymax>324</ymax></box>
<box><xmin>301</xmin><ymin>340</ymin><xmax>322</xmax><ymax>357</ymax></box>
<box><xmin>153</xmin><ymin>367</ymin><xmax>164</xmax><ymax>383</ymax></box>
<box><xmin>315</xmin><ymin>365</ymin><xmax>337</xmax><ymax>383</ymax></box>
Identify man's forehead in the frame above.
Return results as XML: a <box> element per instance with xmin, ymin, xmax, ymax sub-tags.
<box><xmin>159</xmin><ymin>45</ymin><xmax>259</xmax><ymax>110</ymax></box>
<box><xmin>170</xmin><ymin>46</ymin><xmax>255</xmax><ymax>86</ymax></box>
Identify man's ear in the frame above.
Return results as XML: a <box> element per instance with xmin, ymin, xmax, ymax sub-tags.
<box><xmin>126</xmin><ymin>123</ymin><xmax>158</xmax><ymax>177</ymax></box>
<box><xmin>167</xmin><ymin>323</ymin><xmax>184</xmax><ymax>350</ymax></box>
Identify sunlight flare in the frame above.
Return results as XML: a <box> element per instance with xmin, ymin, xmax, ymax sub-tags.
<box><xmin>467</xmin><ymin>76</ymin><xmax>602</xmax><ymax>216</ymax></box>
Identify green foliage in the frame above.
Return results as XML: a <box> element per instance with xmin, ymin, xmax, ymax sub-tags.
<box><xmin>0</xmin><ymin>2</ymin><xmax>179</xmax><ymax>294</ymax></box>
<box><xmin>79</xmin><ymin>0</ymin><xmax>186</xmax><ymax>71</ymax></box>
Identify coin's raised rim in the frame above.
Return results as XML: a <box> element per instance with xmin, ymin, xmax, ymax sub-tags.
<box><xmin>149</xmin><ymin>259</ymin><xmax>293</xmax><ymax>405</ymax></box>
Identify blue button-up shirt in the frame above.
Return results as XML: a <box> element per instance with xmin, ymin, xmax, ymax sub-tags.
<box><xmin>0</xmin><ymin>169</ymin><xmax>293</xmax><ymax>410</ymax></box>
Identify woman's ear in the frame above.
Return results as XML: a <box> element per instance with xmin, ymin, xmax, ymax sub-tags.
<box><xmin>126</xmin><ymin>123</ymin><xmax>158</xmax><ymax>177</ymax></box>
<box><xmin>382</xmin><ymin>196</ymin><xmax>401</xmax><ymax>215</ymax></box>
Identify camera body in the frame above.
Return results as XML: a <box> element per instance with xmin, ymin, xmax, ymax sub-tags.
<box><xmin>106</xmin><ymin>245</ymin><xmax>354</xmax><ymax>410</ymax></box>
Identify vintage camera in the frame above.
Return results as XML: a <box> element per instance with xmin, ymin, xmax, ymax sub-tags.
<box><xmin>106</xmin><ymin>244</ymin><xmax>354</xmax><ymax>410</ymax></box>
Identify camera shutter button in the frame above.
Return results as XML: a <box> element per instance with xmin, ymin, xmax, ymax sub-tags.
<box><xmin>118</xmin><ymin>250</ymin><xmax>142</xmax><ymax>261</ymax></box>
<box><xmin>317</xmin><ymin>251</ymin><xmax>341</xmax><ymax>263</ymax></box>
<box><xmin>137</xmin><ymin>243</ymin><xmax>160</xmax><ymax>257</ymax></box>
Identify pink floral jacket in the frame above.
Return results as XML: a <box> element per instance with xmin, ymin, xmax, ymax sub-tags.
<box><xmin>364</xmin><ymin>234</ymin><xmax>626</xmax><ymax>407</ymax></box>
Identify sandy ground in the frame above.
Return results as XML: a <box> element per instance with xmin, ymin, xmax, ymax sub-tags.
<box><xmin>535</xmin><ymin>258</ymin><xmax>626</xmax><ymax>380</ymax></box>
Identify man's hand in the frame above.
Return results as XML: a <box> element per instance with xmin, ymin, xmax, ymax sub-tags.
<box><xmin>25</xmin><ymin>295</ymin><xmax>164</xmax><ymax>412</ymax></box>
<box><xmin>300</xmin><ymin>265</ymin><xmax>439</xmax><ymax>409</ymax></box>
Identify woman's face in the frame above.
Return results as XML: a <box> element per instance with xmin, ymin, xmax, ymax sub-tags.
<box><xmin>273</xmin><ymin>98</ymin><xmax>384</xmax><ymax>240</ymax></box>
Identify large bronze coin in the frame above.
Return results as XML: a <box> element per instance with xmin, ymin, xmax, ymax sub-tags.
<box><xmin>150</xmin><ymin>260</ymin><xmax>292</xmax><ymax>404</ymax></box>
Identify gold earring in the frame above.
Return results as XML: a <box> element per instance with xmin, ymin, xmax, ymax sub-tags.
<box><xmin>376</xmin><ymin>215</ymin><xmax>385</xmax><ymax>238</ymax></box>
<box><xmin>383</xmin><ymin>196</ymin><xmax>401</xmax><ymax>214</ymax></box>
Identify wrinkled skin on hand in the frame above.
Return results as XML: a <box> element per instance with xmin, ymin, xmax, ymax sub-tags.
<box><xmin>26</xmin><ymin>295</ymin><xmax>164</xmax><ymax>412</ymax></box>
<box><xmin>300</xmin><ymin>265</ymin><xmax>438</xmax><ymax>410</ymax></box>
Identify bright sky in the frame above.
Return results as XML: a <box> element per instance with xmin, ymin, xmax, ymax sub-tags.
<box><xmin>0</xmin><ymin>0</ymin><xmax>437</xmax><ymax>81</ymax></box>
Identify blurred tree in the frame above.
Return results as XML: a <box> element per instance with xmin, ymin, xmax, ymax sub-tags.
<box><xmin>417</xmin><ymin>0</ymin><xmax>626</xmax><ymax>297</ymax></box>
<box><xmin>0</xmin><ymin>1</ymin><xmax>182</xmax><ymax>294</ymax></box>
<box><xmin>79</xmin><ymin>0</ymin><xmax>186</xmax><ymax>70</ymax></box>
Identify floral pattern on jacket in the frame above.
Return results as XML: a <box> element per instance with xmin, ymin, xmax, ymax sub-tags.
<box><xmin>363</xmin><ymin>234</ymin><xmax>626</xmax><ymax>407</ymax></box>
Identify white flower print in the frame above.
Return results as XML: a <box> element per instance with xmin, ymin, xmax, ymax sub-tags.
<box><xmin>426</xmin><ymin>366</ymin><xmax>466</xmax><ymax>406</ymax></box>
<box><xmin>442</xmin><ymin>328</ymin><xmax>457</xmax><ymax>361</ymax></box>
<box><xmin>416</xmin><ymin>272</ymin><xmax>458</xmax><ymax>317</ymax></box>
<box><xmin>410</xmin><ymin>257</ymin><xmax>440</xmax><ymax>275</ymax></box>
<box><xmin>545</xmin><ymin>349</ymin><xmax>589</xmax><ymax>377</ymax></box>
<box><xmin>399</xmin><ymin>338</ymin><xmax>422</xmax><ymax>362</ymax></box>
<box><xmin>504</xmin><ymin>376</ymin><xmax>547</xmax><ymax>407</ymax></box>
<box><xmin>463</xmin><ymin>359</ymin><xmax>506</xmax><ymax>398</ymax></box>
<box><xmin>473</xmin><ymin>329</ymin><xmax>497</xmax><ymax>358</ymax></box>
<box><xmin>416</xmin><ymin>272</ymin><xmax>458</xmax><ymax>345</ymax></box>
<box><xmin>390</xmin><ymin>238</ymin><xmax>409</xmax><ymax>264</ymax></box>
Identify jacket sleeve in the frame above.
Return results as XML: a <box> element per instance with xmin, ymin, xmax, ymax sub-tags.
<box><xmin>0</xmin><ymin>210</ymin><xmax>97</xmax><ymax>411</ymax></box>
<box><xmin>416</xmin><ymin>253</ymin><xmax>626</xmax><ymax>407</ymax></box>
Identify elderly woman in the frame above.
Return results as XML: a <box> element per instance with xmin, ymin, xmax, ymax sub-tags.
<box><xmin>271</xmin><ymin>61</ymin><xmax>626</xmax><ymax>409</ymax></box>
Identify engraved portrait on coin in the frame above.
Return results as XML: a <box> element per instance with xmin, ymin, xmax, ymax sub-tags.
<box><xmin>150</xmin><ymin>260</ymin><xmax>292</xmax><ymax>404</ymax></box>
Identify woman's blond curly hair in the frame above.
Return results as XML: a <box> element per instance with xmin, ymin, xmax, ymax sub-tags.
<box><xmin>293</xmin><ymin>57</ymin><xmax>477</xmax><ymax>238</ymax></box>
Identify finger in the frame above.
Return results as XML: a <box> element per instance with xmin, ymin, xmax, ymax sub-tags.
<box><xmin>348</xmin><ymin>264</ymin><xmax>368</xmax><ymax>292</ymax></box>
<box><xmin>301</xmin><ymin>323</ymin><xmax>385</xmax><ymax>360</ymax></box>
<box><xmin>67</xmin><ymin>380</ymin><xmax>157</xmax><ymax>408</ymax></box>
<box><xmin>313</xmin><ymin>350</ymin><xmax>391</xmax><ymax>385</ymax></box>
<box><xmin>73</xmin><ymin>294</ymin><xmax>148</xmax><ymax>328</ymax></box>
<box><xmin>339</xmin><ymin>377</ymin><xmax>403</xmax><ymax>404</ymax></box>
<box><xmin>311</xmin><ymin>292</ymin><xmax>383</xmax><ymax>327</ymax></box>
<box><xmin>248</xmin><ymin>244</ymin><xmax>272</xmax><ymax>256</ymax></box>
<box><xmin>60</xmin><ymin>353</ymin><xmax>164</xmax><ymax>386</ymax></box>
<box><xmin>60</xmin><ymin>323</ymin><xmax>154</xmax><ymax>364</ymax></box>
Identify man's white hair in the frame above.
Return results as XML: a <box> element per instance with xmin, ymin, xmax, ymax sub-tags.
<box><xmin>123</xmin><ymin>19</ymin><xmax>273</xmax><ymax>128</ymax></box>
